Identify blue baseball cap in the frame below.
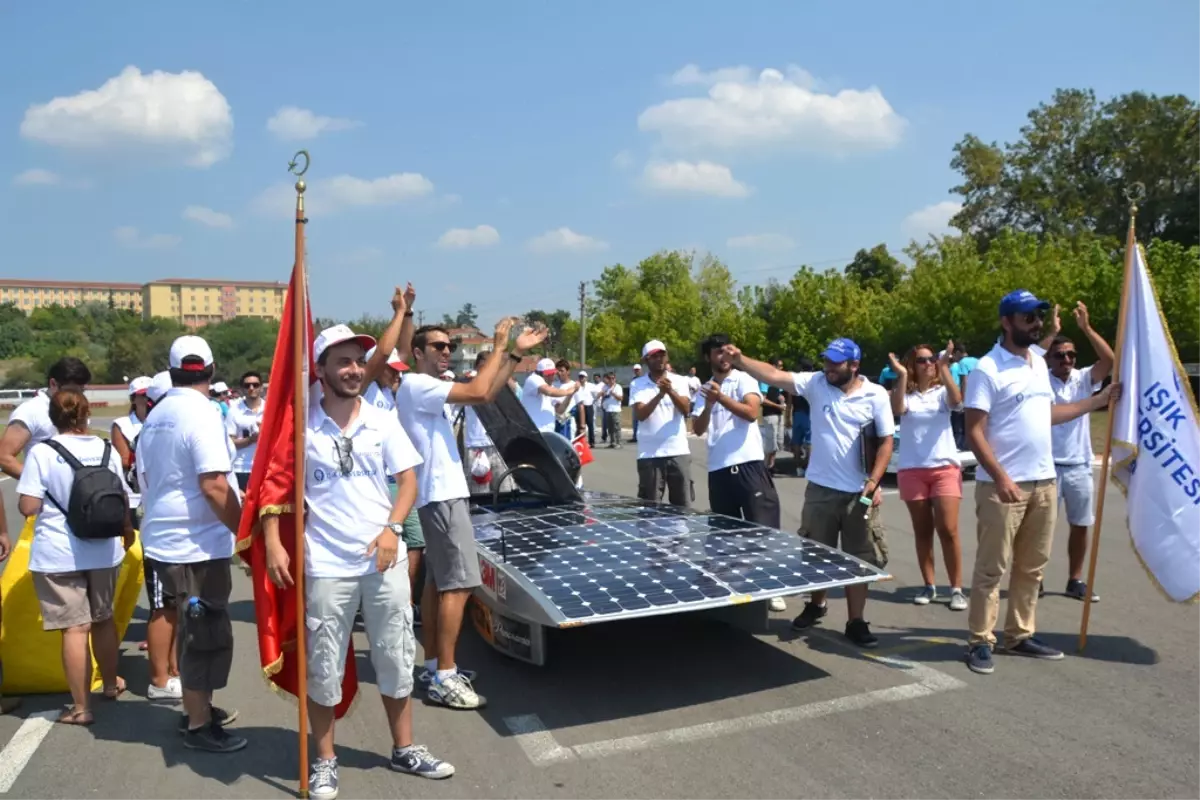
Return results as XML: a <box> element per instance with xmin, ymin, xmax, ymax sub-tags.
<box><xmin>821</xmin><ymin>337</ymin><xmax>862</xmax><ymax>363</ymax></box>
<box><xmin>999</xmin><ymin>289</ymin><xmax>1051</xmax><ymax>317</ymax></box>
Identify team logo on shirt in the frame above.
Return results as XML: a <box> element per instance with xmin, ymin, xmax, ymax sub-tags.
<box><xmin>313</xmin><ymin>467</ymin><xmax>326</xmax><ymax>482</ymax></box>
<box><xmin>311</xmin><ymin>466</ymin><xmax>378</xmax><ymax>482</ymax></box>
<box><xmin>822</xmin><ymin>404</ymin><xmax>833</xmax><ymax>415</ymax></box>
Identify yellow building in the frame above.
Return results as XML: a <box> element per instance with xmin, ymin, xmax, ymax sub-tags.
<box><xmin>0</xmin><ymin>279</ymin><xmax>143</xmax><ymax>313</ymax></box>
<box><xmin>142</xmin><ymin>278</ymin><xmax>287</xmax><ymax>328</ymax></box>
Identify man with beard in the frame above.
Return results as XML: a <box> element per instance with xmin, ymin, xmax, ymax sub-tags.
<box><xmin>264</xmin><ymin>325</ymin><xmax>453</xmax><ymax>795</ymax></box>
<box><xmin>726</xmin><ymin>338</ymin><xmax>894</xmax><ymax>647</ymax></box>
<box><xmin>397</xmin><ymin>319</ymin><xmax>547</xmax><ymax>709</ymax></box>
<box><xmin>630</xmin><ymin>340</ymin><xmax>694</xmax><ymax>508</ymax></box>
<box><xmin>962</xmin><ymin>290</ymin><xmax>1120</xmax><ymax>675</ymax></box>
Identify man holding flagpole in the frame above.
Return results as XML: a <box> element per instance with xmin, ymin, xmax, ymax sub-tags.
<box><xmin>962</xmin><ymin>289</ymin><xmax>1121</xmax><ymax>675</ymax></box>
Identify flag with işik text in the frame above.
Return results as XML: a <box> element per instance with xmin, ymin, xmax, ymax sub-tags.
<box><xmin>1109</xmin><ymin>244</ymin><xmax>1200</xmax><ymax>602</ymax></box>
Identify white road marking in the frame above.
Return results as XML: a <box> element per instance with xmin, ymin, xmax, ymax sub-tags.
<box><xmin>504</xmin><ymin>630</ymin><xmax>965</xmax><ymax>766</ymax></box>
<box><xmin>0</xmin><ymin>710</ymin><xmax>58</xmax><ymax>793</ymax></box>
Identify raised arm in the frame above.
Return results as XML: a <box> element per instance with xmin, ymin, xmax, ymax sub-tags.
<box><xmin>1074</xmin><ymin>302</ymin><xmax>1115</xmax><ymax>383</ymax></box>
<box><xmin>938</xmin><ymin>341</ymin><xmax>963</xmax><ymax>407</ymax></box>
<box><xmin>362</xmin><ymin>284</ymin><xmax>410</xmax><ymax>388</ymax></box>
<box><xmin>1037</xmin><ymin>303</ymin><xmax>1062</xmax><ymax>353</ymax></box>
<box><xmin>722</xmin><ymin>345</ymin><xmax>794</xmax><ymax>391</ymax></box>
<box><xmin>887</xmin><ymin>352</ymin><xmax>908</xmax><ymax>417</ymax></box>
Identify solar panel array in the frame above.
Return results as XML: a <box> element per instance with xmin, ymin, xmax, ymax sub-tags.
<box><xmin>472</xmin><ymin>497</ymin><xmax>886</xmax><ymax>623</ymax></box>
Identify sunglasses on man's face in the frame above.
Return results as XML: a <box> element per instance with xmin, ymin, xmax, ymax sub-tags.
<box><xmin>427</xmin><ymin>341</ymin><xmax>458</xmax><ymax>354</ymax></box>
<box><xmin>1052</xmin><ymin>351</ymin><xmax>1078</xmax><ymax>361</ymax></box>
<box><xmin>243</xmin><ymin>382</ymin><xmax>261</xmax><ymax>389</ymax></box>
<box><xmin>1021</xmin><ymin>310</ymin><xmax>1046</xmax><ymax>323</ymax></box>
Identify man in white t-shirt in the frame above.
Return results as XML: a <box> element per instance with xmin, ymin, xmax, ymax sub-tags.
<box><xmin>685</xmin><ymin>366</ymin><xmax>702</xmax><ymax>432</ymax></box>
<box><xmin>629</xmin><ymin>363</ymin><xmax>643</xmax><ymax>442</ymax></box>
<box><xmin>729</xmin><ymin>337</ymin><xmax>895</xmax><ymax>648</ymax></box>
<box><xmin>600</xmin><ymin>373</ymin><xmax>624</xmax><ymax>448</ymax></box>
<box><xmin>521</xmin><ymin>358</ymin><xmax>575</xmax><ymax>433</ymax></box>
<box><xmin>962</xmin><ymin>290</ymin><xmax>1119</xmax><ymax>675</ymax></box>
<box><xmin>1037</xmin><ymin>302</ymin><xmax>1113</xmax><ymax>603</ymax></box>
<box><xmin>137</xmin><ymin>335</ymin><xmax>245</xmax><ymax>752</ymax></box>
<box><xmin>0</xmin><ymin>356</ymin><xmax>92</xmax><ymax>481</ymax></box>
<box><xmin>262</xmin><ymin>325</ymin><xmax>453</xmax><ymax>794</ymax></box>
<box><xmin>575</xmin><ymin>370</ymin><xmax>597</xmax><ymax>447</ymax></box>
<box><xmin>550</xmin><ymin>360</ymin><xmax>580</xmax><ymax>440</ymax></box>
<box><xmin>397</xmin><ymin>320</ymin><xmax>547</xmax><ymax>710</ymax></box>
<box><xmin>227</xmin><ymin>370</ymin><xmax>266</xmax><ymax>491</ymax></box>
<box><xmin>630</xmin><ymin>340</ymin><xmax>693</xmax><ymax>507</ymax></box>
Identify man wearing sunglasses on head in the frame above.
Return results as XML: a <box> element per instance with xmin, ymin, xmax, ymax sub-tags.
<box><xmin>1035</xmin><ymin>302</ymin><xmax>1113</xmax><ymax>603</ymax></box>
<box><xmin>397</xmin><ymin>318</ymin><xmax>548</xmax><ymax>711</ymax></box>
<box><xmin>962</xmin><ymin>290</ymin><xmax>1121</xmax><ymax>676</ymax></box>
<box><xmin>263</xmin><ymin>323</ymin><xmax>455</xmax><ymax>796</ymax></box>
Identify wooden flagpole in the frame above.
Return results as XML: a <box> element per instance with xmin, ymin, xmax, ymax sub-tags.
<box><xmin>1078</xmin><ymin>182</ymin><xmax>1144</xmax><ymax>652</ymax></box>
<box><xmin>289</xmin><ymin>151</ymin><xmax>311</xmax><ymax>797</ymax></box>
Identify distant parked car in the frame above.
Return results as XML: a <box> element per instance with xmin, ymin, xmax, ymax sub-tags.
<box><xmin>885</xmin><ymin>423</ymin><xmax>977</xmax><ymax>476</ymax></box>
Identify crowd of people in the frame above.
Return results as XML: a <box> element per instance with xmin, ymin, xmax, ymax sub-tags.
<box><xmin>0</xmin><ymin>282</ymin><xmax>1120</xmax><ymax>798</ymax></box>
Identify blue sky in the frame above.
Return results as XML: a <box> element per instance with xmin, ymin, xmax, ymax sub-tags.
<box><xmin>1</xmin><ymin>1</ymin><xmax>1196</xmax><ymax>324</ymax></box>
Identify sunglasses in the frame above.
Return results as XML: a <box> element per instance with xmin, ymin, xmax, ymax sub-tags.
<box><xmin>427</xmin><ymin>341</ymin><xmax>458</xmax><ymax>354</ymax></box>
<box><xmin>333</xmin><ymin>436</ymin><xmax>354</xmax><ymax>475</ymax></box>
<box><xmin>1021</xmin><ymin>310</ymin><xmax>1046</xmax><ymax>323</ymax></box>
<box><xmin>1051</xmin><ymin>351</ymin><xmax>1077</xmax><ymax>361</ymax></box>
<box><xmin>914</xmin><ymin>356</ymin><xmax>936</xmax><ymax>365</ymax></box>
<box><xmin>243</xmin><ymin>381</ymin><xmax>261</xmax><ymax>389</ymax></box>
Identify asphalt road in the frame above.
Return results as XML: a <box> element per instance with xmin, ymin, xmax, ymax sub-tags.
<box><xmin>1</xmin><ymin>434</ymin><xmax>1197</xmax><ymax>799</ymax></box>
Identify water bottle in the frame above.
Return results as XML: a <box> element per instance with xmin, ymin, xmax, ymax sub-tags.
<box><xmin>186</xmin><ymin>596</ymin><xmax>207</xmax><ymax>619</ymax></box>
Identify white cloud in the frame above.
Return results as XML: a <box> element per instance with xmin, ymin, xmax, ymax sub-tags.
<box><xmin>642</xmin><ymin>160</ymin><xmax>750</xmax><ymax>198</ymax></box>
<box><xmin>266</xmin><ymin>106</ymin><xmax>362</xmax><ymax>141</ymax></box>
<box><xmin>639</xmin><ymin>65</ymin><xmax>905</xmax><ymax>154</ymax></box>
<box><xmin>12</xmin><ymin>168</ymin><xmax>60</xmax><ymax>186</ymax></box>
<box><xmin>21</xmin><ymin>66</ymin><xmax>233</xmax><ymax>167</ymax></box>
<box><xmin>252</xmin><ymin>171</ymin><xmax>435</xmax><ymax>216</ymax></box>
<box><xmin>727</xmin><ymin>233</ymin><xmax>795</xmax><ymax>251</ymax></box>
<box><xmin>113</xmin><ymin>226</ymin><xmax>180</xmax><ymax>250</ymax></box>
<box><xmin>437</xmin><ymin>225</ymin><xmax>500</xmax><ymax>249</ymax></box>
<box><xmin>612</xmin><ymin>150</ymin><xmax>634</xmax><ymax>170</ymax></box>
<box><xmin>902</xmin><ymin>200</ymin><xmax>963</xmax><ymax>238</ymax></box>
<box><xmin>526</xmin><ymin>227</ymin><xmax>609</xmax><ymax>255</ymax></box>
<box><xmin>182</xmin><ymin>205</ymin><xmax>233</xmax><ymax>229</ymax></box>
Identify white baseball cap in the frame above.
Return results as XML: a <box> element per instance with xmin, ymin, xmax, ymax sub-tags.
<box><xmin>366</xmin><ymin>345</ymin><xmax>408</xmax><ymax>371</ymax></box>
<box><xmin>314</xmin><ymin>324</ymin><xmax>376</xmax><ymax>364</ymax></box>
<box><xmin>128</xmin><ymin>376</ymin><xmax>152</xmax><ymax>395</ymax></box>
<box><xmin>536</xmin><ymin>357</ymin><xmax>556</xmax><ymax>374</ymax></box>
<box><xmin>212</xmin><ymin>381</ymin><xmax>230</xmax><ymax>394</ymax></box>
<box><xmin>169</xmin><ymin>335</ymin><xmax>214</xmax><ymax>371</ymax></box>
<box><xmin>578</xmin><ymin>370</ymin><xmax>588</xmax><ymax>377</ymax></box>
<box><xmin>642</xmin><ymin>339</ymin><xmax>667</xmax><ymax>358</ymax></box>
<box><xmin>148</xmin><ymin>371</ymin><xmax>172</xmax><ymax>403</ymax></box>
<box><xmin>441</xmin><ymin>369</ymin><xmax>456</xmax><ymax>379</ymax></box>
<box><xmin>632</xmin><ymin>363</ymin><xmax>642</xmax><ymax>370</ymax></box>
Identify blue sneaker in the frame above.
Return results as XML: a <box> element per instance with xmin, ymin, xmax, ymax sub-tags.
<box><xmin>966</xmin><ymin>644</ymin><xmax>994</xmax><ymax>674</ymax></box>
<box><xmin>1005</xmin><ymin>637</ymin><xmax>1064</xmax><ymax>660</ymax></box>
<box><xmin>309</xmin><ymin>757</ymin><xmax>339</xmax><ymax>799</ymax></box>
<box><xmin>391</xmin><ymin>744</ymin><xmax>455</xmax><ymax>779</ymax></box>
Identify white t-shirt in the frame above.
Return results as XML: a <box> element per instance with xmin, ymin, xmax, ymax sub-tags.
<box><xmin>687</xmin><ymin>375</ymin><xmax>702</xmax><ymax>403</ymax></box>
<box><xmin>112</xmin><ymin>412</ymin><xmax>145</xmax><ymax>508</ymax></box>
<box><xmin>601</xmin><ymin>383</ymin><xmax>623</xmax><ymax>413</ymax></box>
<box><xmin>17</xmin><ymin>435</ymin><xmax>128</xmax><ymax>574</ymax></box>
<box><xmin>464</xmin><ymin>406</ymin><xmax>493</xmax><ymax>449</ymax></box>
<box><xmin>7</xmin><ymin>392</ymin><xmax>55</xmax><ymax>458</ymax></box>
<box><xmin>792</xmin><ymin>373</ymin><xmax>896</xmax><ymax>493</ymax></box>
<box><xmin>630</xmin><ymin>374</ymin><xmax>692</xmax><ymax>460</ymax></box>
<box><xmin>227</xmin><ymin>399</ymin><xmax>265</xmax><ymax>474</ymax></box>
<box><xmin>575</xmin><ymin>383</ymin><xmax>596</xmax><ymax>407</ymax></box>
<box><xmin>691</xmin><ymin>370</ymin><xmax>764</xmax><ymax>471</ymax></box>
<box><xmin>304</xmin><ymin>399</ymin><xmax>422</xmax><ymax>578</ymax></box>
<box><xmin>363</xmin><ymin>382</ymin><xmax>397</xmax><ymax>413</ymax></box>
<box><xmin>137</xmin><ymin>388</ymin><xmax>237</xmax><ymax>564</ymax></box>
<box><xmin>1050</xmin><ymin>365</ymin><xmax>1099</xmax><ymax>465</ymax></box>
<box><xmin>964</xmin><ymin>343</ymin><xmax>1056</xmax><ymax>483</ymax></box>
<box><xmin>395</xmin><ymin>372</ymin><xmax>470</xmax><ymax>508</ymax></box>
<box><xmin>521</xmin><ymin>374</ymin><xmax>558</xmax><ymax>433</ymax></box>
<box><xmin>897</xmin><ymin>385</ymin><xmax>960</xmax><ymax>470</ymax></box>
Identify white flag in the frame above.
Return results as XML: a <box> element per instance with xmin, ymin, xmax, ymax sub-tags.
<box><xmin>1110</xmin><ymin>244</ymin><xmax>1200</xmax><ymax>602</ymax></box>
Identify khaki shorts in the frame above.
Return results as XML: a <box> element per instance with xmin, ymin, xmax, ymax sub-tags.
<box><xmin>32</xmin><ymin>567</ymin><xmax>121</xmax><ymax>631</ymax></box>
<box><xmin>799</xmin><ymin>482</ymin><xmax>888</xmax><ymax>568</ymax></box>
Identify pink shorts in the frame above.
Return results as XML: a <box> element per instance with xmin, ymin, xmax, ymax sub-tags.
<box><xmin>897</xmin><ymin>464</ymin><xmax>962</xmax><ymax>502</ymax></box>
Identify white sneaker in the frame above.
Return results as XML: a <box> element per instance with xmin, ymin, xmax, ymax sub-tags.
<box><xmin>768</xmin><ymin>597</ymin><xmax>787</xmax><ymax>612</ymax></box>
<box><xmin>427</xmin><ymin>672</ymin><xmax>487</xmax><ymax>710</ymax></box>
<box><xmin>913</xmin><ymin>586</ymin><xmax>936</xmax><ymax>606</ymax></box>
<box><xmin>949</xmin><ymin>589</ymin><xmax>968</xmax><ymax>611</ymax></box>
<box><xmin>148</xmin><ymin>677</ymin><xmax>182</xmax><ymax>702</ymax></box>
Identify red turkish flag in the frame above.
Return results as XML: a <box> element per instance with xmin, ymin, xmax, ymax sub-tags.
<box><xmin>233</xmin><ymin>263</ymin><xmax>358</xmax><ymax>718</ymax></box>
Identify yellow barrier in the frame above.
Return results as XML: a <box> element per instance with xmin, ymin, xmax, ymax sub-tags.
<box><xmin>0</xmin><ymin>517</ymin><xmax>145</xmax><ymax>695</ymax></box>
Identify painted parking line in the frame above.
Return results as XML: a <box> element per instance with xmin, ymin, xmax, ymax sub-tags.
<box><xmin>0</xmin><ymin>711</ymin><xmax>58</xmax><ymax>793</ymax></box>
<box><xmin>503</xmin><ymin>630</ymin><xmax>965</xmax><ymax>767</ymax></box>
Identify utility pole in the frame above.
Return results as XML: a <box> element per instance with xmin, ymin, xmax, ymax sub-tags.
<box><xmin>578</xmin><ymin>281</ymin><xmax>587</xmax><ymax>368</ymax></box>
<box><xmin>417</xmin><ymin>310</ymin><xmax>425</xmax><ymax>326</ymax></box>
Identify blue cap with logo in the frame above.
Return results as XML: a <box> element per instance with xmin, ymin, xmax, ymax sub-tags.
<box><xmin>821</xmin><ymin>337</ymin><xmax>862</xmax><ymax>363</ymax></box>
<box><xmin>999</xmin><ymin>289</ymin><xmax>1051</xmax><ymax>317</ymax></box>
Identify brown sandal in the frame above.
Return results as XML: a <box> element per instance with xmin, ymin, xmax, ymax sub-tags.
<box><xmin>102</xmin><ymin>678</ymin><xmax>127</xmax><ymax>700</ymax></box>
<box><xmin>57</xmin><ymin>707</ymin><xmax>94</xmax><ymax>726</ymax></box>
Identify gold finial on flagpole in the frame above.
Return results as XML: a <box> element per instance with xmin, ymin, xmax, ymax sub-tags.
<box><xmin>289</xmin><ymin>149</ymin><xmax>310</xmax><ymax>213</ymax></box>
<box><xmin>1124</xmin><ymin>181</ymin><xmax>1145</xmax><ymax>221</ymax></box>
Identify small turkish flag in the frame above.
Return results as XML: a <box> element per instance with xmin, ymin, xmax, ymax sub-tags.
<box><xmin>572</xmin><ymin>433</ymin><xmax>594</xmax><ymax>466</ymax></box>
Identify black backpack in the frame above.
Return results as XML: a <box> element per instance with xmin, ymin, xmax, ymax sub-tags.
<box><xmin>43</xmin><ymin>440</ymin><xmax>128</xmax><ymax>540</ymax></box>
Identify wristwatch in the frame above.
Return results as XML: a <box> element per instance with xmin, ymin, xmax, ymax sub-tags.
<box><xmin>508</xmin><ymin>351</ymin><xmax>522</xmax><ymax>363</ymax></box>
<box><xmin>387</xmin><ymin>522</ymin><xmax>404</xmax><ymax>534</ymax></box>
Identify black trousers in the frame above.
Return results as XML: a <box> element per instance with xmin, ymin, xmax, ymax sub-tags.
<box><xmin>584</xmin><ymin>405</ymin><xmax>596</xmax><ymax>446</ymax></box>
<box><xmin>708</xmin><ymin>460</ymin><xmax>781</xmax><ymax>527</ymax></box>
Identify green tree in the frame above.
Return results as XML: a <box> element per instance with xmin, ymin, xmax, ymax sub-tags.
<box><xmin>845</xmin><ymin>244</ymin><xmax>904</xmax><ymax>292</ymax></box>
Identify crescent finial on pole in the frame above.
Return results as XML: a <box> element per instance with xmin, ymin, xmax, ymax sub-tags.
<box><xmin>1124</xmin><ymin>181</ymin><xmax>1145</xmax><ymax>218</ymax></box>
<box><xmin>289</xmin><ymin>150</ymin><xmax>310</xmax><ymax>214</ymax></box>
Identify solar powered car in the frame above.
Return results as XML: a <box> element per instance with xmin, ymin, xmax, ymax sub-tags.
<box><xmin>465</xmin><ymin>390</ymin><xmax>892</xmax><ymax>666</ymax></box>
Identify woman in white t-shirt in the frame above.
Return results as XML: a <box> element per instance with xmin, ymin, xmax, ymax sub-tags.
<box><xmin>110</xmin><ymin>375</ymin><xmax>152</xmax><ymax>520</ymax></box>
<box><xmin>16</xmin><ymin>389</ymin><xmax>133</xmax><ymax>725</ymax></box>
<box><xmin>888</xmin><ymin>343</ymin><xmax>966</xmax><ymax>610</ymax></box>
